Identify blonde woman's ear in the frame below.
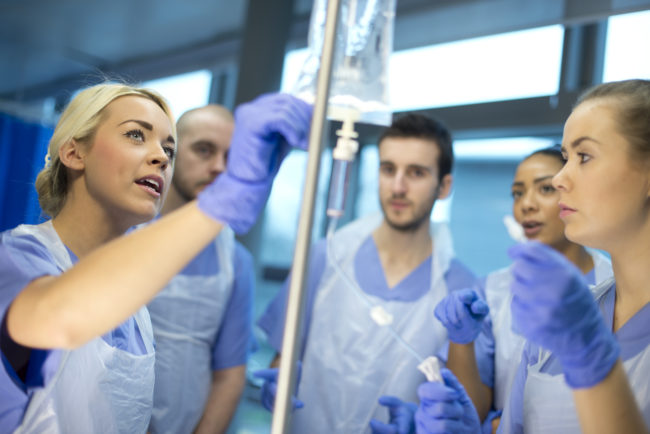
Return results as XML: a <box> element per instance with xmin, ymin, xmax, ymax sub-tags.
<box><xmin>58</xmin><ymin>139</ymin><xmax>86</xmax><ymax>171</ymax></box>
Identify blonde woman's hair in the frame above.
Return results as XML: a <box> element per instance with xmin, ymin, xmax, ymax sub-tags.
<box><xmin>35</xmin><ymin>83</ymin><xmax>175</xmax><ymax>217</ymax></box>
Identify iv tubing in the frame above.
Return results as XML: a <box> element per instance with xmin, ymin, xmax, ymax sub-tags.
<box><xmin>271</xmin><ymin>0</ymin><xmax>342</xmax><ymax>432</ymax></box>
<box><xmin>325</xmin><ymin>217</ymin><xmax>425</xmax><ymax>363</ymax></box>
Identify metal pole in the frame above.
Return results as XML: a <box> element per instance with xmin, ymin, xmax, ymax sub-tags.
<box><xmin>270</xmin><ymin>0</ymin><xmax>342</xmax><ymax>432</ymax></box>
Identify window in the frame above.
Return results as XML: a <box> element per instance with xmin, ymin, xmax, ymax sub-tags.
<box><xmin>260</xmin><ymin>150</ymin><xmax>332</xmax><ymax>265</ymax></box>
<box><xmin>389</xmin><ymin>26</ymin><xmax>564</xmax><ymax>110</ymax></box>
<box><xmin>604</xmin><ymin>10</ymin><xmax>650</xmax><ymax>82</ymax></box>
<box><xmin>453</xmin><ymin>137</ymin><xmax>556</xmax><ymax>161</ymax></box>
<box><xmin>142</xmin><ymin>70</ymin><xmax>212</xmax><ymax>120</ymax></box>
<box><xmin>282</xmin><ymin>26</ymin><xmax>565</xmax><ymax>111</ymax></box>
<box><xmin>451</xmin><ymin>137</ymin><xmax>556</xmax><ymax>275</ymax></box>
<box><xmin>281</xmin><ymin>49</ymin><xmax>310</xmax><ymax>94</ymax></box>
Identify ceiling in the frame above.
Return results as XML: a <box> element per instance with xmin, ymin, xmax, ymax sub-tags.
<box><xmin>1</xmin><ymin>0</ymin><xmax>649</xmax><ymax>107</ymax></box>
<box><xmin>0</xmin><ymin>0</ymin><xmax>251</xmax><ymax>99</ymax></box>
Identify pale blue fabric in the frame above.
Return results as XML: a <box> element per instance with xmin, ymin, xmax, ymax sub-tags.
<box><xmin>0</xmin><ymin>224</ymin><xmax>149</xmax><ymax>432</ymax></box>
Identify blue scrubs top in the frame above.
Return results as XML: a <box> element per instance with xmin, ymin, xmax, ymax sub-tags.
<box><xmin>499</xmin><ymin>281</ymin><xmax>650</xmax><ymax>433</ymax></box>
<box><xmin>257</xmin><ymin>235</ymin><xmax>477</xmax><ymax>358</ymax></box>
<box><xmin>0</xmin><ymin>228</ymin><xmax>146</xmax><ymax>432</ymax></box>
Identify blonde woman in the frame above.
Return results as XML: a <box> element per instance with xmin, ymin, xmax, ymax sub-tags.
<box><xmin>0</xmin><ymin>83</ymin><xmax>311</xmax><ymax>432</ymax></box>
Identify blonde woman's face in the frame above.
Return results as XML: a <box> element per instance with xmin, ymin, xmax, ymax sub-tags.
<box><xmin>512</xmin><ymin>154</ymin><xmax>567</xmax><ymax>248</ymax></box>
<box><xmin>80</xmin><ymin>95</ymin><xmax>176</xmax><ymax>224</ymax></box>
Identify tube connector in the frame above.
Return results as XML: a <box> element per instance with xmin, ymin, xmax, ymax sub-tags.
<box><xmin>330</xmin><ymin>106</ymin><xmax>361</xmax><ymax>161</ymax></box>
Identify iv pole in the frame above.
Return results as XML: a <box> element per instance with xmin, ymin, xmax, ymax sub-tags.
<box><xmin>271</xmin><ymin>0</ymin><xmax>342</xmax><ymax>432</ymax></box>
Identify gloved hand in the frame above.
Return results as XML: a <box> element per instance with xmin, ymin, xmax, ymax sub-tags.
<box><xmin>434</xmin><ymin>288</ymin><xmax>489</xmax><ymax>344</ymax></box>
<box><xmin>508</xmin><ymin>241</ymin><xmax>619</xmax><ymax>388</ymax></box>
<box><xmin>415</xmin><ymin>368</ymin><xmax>481</xmax><ymax>434</ymax></box>
<box><xmin>198</xmin><ymin>93</ymin><xmax>312</xmax><ymax>234</ymax></box>
<box><xmin>369</xmin><ymin>396</ymin><xmax>417</xmax><ymax>434</ymax></box>
<box><xmin>253</xmin><ymin>361</ymin><xmax>304</xmax><ymax>412</ymax></box>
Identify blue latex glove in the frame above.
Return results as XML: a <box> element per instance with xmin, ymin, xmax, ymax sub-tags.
<box><xmin>198</xmin><ymin>93</ymin><xmax>312</xmax><ymax>234</ymax></box>
<box><xmin>253</xmin><ymin>361</ymin><xmax>304</xmax><ymax>412</ymax></box>
<box><xmin>508</xmin><ymin>241</ymin><xmax>620</xmax><ymax>388</ymax></box>
<box><xmin>434</xmin><ymin>288</ymin><xmax>489</xmax><ymax>344</ymax></box>
<box><xmin>369</xmin><ymin>396</ymin><xmax>417</xmax><ymax>434</ymax></box>
<box><xmin>415</xmin><ymin>368</ymin><xmax>481</xmax><ymax>434</ymax></box>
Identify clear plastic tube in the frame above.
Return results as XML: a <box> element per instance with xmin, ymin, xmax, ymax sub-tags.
<box><xmin>325</xmin><ymin>217</ymin><xmax>425</xmax><ymax>363</ymax></box>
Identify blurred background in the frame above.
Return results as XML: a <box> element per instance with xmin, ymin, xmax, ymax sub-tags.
<box><xmin>1</xmin><ymin>1</ymin><xmax>649</xmax><ymax>431</ymax></box>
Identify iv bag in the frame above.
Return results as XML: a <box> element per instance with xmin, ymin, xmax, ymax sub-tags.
<box><xmin>292</xmin><ymin>0</ymin><xmax>396</xmax><ymax>126</ymax></box>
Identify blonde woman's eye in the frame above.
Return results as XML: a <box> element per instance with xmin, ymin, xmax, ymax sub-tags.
<box><xmin>164</xmin><ymin>146</ymin><xmax>176</xmax><ymax>160</ymax></box>
<box><xmin>125</xmin><ymin>129</ymin><xmax>145</xmax><ymax>141</ymax></box>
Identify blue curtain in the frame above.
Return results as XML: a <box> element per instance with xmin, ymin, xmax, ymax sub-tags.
<box><xmin>0</xmin><ymin>113</ymin><xmax>54</xmax><ymax>232</ymax></box>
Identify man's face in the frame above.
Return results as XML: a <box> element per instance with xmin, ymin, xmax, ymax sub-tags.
<box><xmin>172</xmin><ymin>110</ymin><xmax>233</xmax><ymax>201</ymax></box>
<box><xmin>377</xmin><ymin>136</ymin><xmax>451</xmax><ymax>232</ymax></box>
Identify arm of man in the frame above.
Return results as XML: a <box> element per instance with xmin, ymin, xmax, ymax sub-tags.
<box><xmin>194</xmin><ymin>365</ymin><xmax>247</xmax><ymax>434</ymax></box>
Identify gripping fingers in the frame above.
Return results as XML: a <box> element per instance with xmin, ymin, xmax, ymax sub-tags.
<box><xmin>441</xmin><ymin>368</ymin><xmax>466</xmax><ymax>394</ymax></box>
<box><xmin>378</xmin><ymin>395</ymin><xmax>403</xmax><ymax>410</ymax></box>
<box><xmin>258</xmin><ymin>94</ymin><xmax>313</xmax><ymax>148</ymax></box>
<box><xmin>417</xmin><ymin>381</ymin><xmax>459</xmax><ymax>403</ymax></box>
<box><xmin>292</xmin><ymin>397</ymin><xmax>305</xmax><ymax>409</ymax></box>
<box><xmin>470</xmin><ymin>298</ymin><xmax>489</xmax><ymax>317</ymax></box>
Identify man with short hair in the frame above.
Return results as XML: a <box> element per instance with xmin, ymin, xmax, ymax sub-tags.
<box><xmin>148</xmin><ymin>105</ymin><xmax>255</xmax><ymax>434</ymax></box>
<box><xmin>257</xmin><ymin>114</ymin><xmax>477</xmax><ymax>433</ymax></box>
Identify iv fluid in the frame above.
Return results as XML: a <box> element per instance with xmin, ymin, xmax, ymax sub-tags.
<box><xmin>326</xmin><ymin>159</ymin><xmax>351</xmax><ymax>217</ymax></box>
<box><xmin>292</xmin><ymin>0</ymin><xmax>396</xmax><ymax>126</ymax></box>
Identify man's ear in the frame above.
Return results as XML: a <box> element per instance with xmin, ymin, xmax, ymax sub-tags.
<box><xmin>437</xmin><ymin>173</ymin><xmax>453</xmax><ymax>200</ymax></box>
<box><xmin>58</xmin><ymin>139</ymin><xmax>86</xmax><ymax>171</ymax></box>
